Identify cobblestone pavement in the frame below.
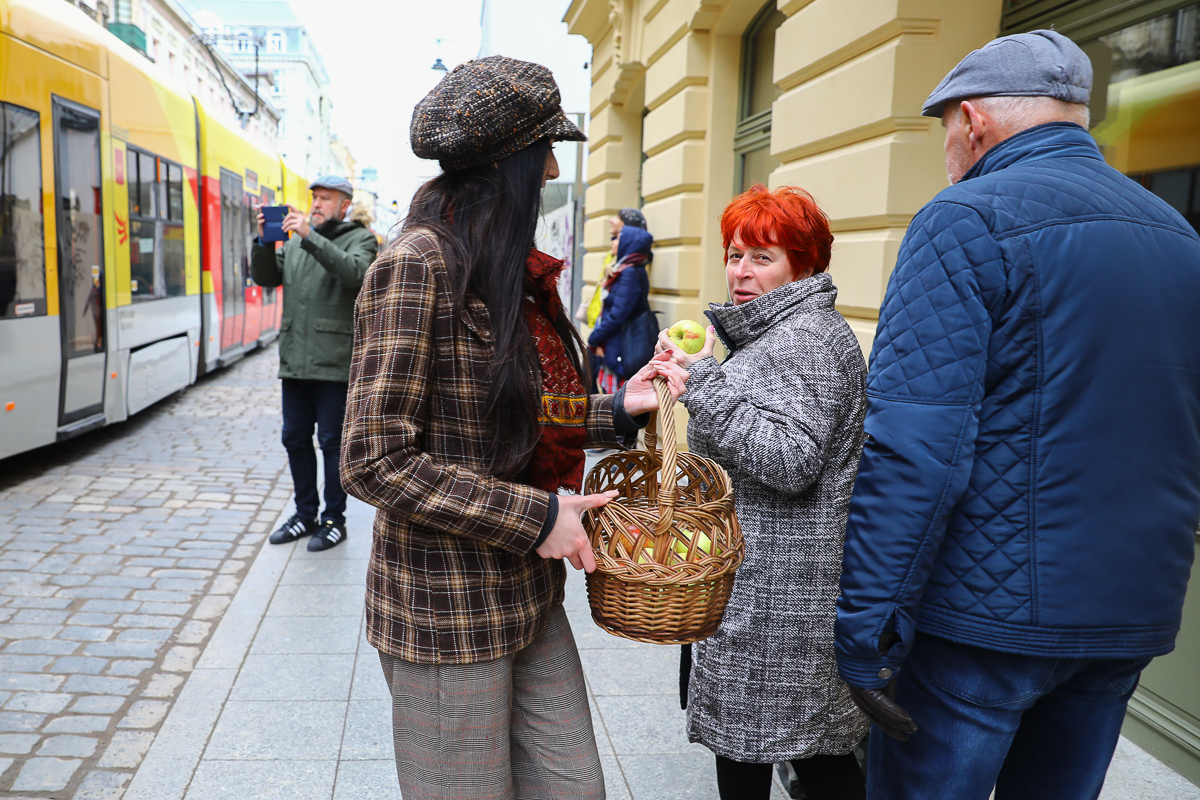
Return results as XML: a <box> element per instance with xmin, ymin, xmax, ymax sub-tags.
<box><xmin>0</xmin><ymin>345</ymin><xmax>289</xmax><ymax>798</ymax></box>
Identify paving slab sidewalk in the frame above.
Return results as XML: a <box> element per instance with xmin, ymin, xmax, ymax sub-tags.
<box><xmin>126</xmin><ymin>490</ymin><xmax>1200</xmax><ymax>800</ymax></box>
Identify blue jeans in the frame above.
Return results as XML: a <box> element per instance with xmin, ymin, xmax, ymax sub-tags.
<box><xmin>868</xmin><ymin>633</ymin><xmax>1150</xmax><ymax>800</ymax></box>
<box><xmin>281</xmin><ymin>378</ymin><xmax>348</xmax><ymax>525</ymax></box>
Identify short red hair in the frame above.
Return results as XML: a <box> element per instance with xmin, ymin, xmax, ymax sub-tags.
<box><xmin>720</xmin><ymin>184</ymin><xmax>833</xmax><ymax>275</ymax></box>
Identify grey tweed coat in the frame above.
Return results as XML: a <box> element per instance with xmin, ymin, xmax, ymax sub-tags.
<box><xmin>682</xmin><ymin>273</ymin><xmax>870</xmax><ymax>762</ymax></box>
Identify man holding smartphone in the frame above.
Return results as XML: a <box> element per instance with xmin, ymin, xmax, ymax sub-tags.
<box><xmin>252</xmin><ymin>175</ymin><xmax>379</xmax><ymax>551</ymax></box>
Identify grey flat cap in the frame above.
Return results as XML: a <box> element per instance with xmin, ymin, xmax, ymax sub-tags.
<box><xmin>922</xmin><ymin>29</ymin><xmax>1092</xmax><ymax>118</ymax></box>
<box><xmin>309</xmin><ymin>175</ymin><xmax>354</xmax><ymax>196</ymax></box>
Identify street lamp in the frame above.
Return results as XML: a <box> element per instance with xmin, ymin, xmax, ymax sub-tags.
<box><xmin>432</xmin><ymin>37</ymin><xmax>449</xmax><ymax>73</ymax></box>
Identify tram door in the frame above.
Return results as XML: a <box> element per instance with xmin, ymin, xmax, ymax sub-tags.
<box><xmin>219</xmin><ymin>168</ymin><xmax>245</xmax><ymax>353</ymax></box>
<box><xmin>52</xmin><ymin>98</ymin><xmax>106</xmax><ymax>429</ymax></box>
<box><xmin>255</xmin><ymin>186</ymin><xmax>277</xmax><ymax>337</ymax></box>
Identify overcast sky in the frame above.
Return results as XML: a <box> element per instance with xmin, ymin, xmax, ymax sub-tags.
<box><xmin>281</xmin><ymin>0</ymin><xmax>592</xmax><ymax>216</ymax></box>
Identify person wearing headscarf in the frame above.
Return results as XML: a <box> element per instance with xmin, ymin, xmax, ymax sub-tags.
<box><xmin>587</xmin><ymin>223</ymin><xmax>654</xmax><ymax>392</ymax></box>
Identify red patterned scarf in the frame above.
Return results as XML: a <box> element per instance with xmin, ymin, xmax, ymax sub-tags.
<box><xmin>522</xmin><ymin>249</ymin><xmax>588</xmax><ymax>493</ymax></box>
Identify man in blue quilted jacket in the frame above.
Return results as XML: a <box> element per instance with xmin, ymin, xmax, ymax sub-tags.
<box><xmin>835</xmin><ymin>30</ymin><xmax>1200</xmax><ymax>799</ymax></box>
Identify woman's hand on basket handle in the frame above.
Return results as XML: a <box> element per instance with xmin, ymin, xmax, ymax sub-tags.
<box><xmin>537</xmin><ymin>490</ymin><xmax>619</xmax><ymax>572</ymax></box>
<box><xmin>622</xmin><ymin>353</ymin><xmax>688</xmax><ymax>416</ymax></box>
<box><xmin>655</xmin><ymin>326</ymin><xmax>716</xmax><ymax>368</ymax></box>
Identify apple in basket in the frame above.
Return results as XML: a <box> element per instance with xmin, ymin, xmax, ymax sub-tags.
<box><xmin>668</xmin><ymin>319</ymin><xmax>706</xmax><ymax>354</ymax></box>
<box><xmin>672</xmin><ymin>528</ymin><xmax>718</xmax><ymax>557</ymax></box>
<box><xmin>615</xmin><ymin>525</ymin><xmax>654</xmax><ymax>563</ymax></box>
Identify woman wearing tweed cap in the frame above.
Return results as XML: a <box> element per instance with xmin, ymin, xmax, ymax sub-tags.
<box><xmin>340</xmin><ymin>56</ymin><xmax>684</xmax><ymax>800</ymax></box>
<box><xmin>657</xmin><ymin>185</ymin><xmax>870</xmax><ymax>800</ymax></box>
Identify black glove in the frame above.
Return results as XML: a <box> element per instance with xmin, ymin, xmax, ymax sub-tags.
<box><xmin>847</xmin><ymin>681</ymin><xmax>917</xmax><ymax>741</ymax></box>
<box><xmin>847</xmin><ymin>630</ymin><xmax>917</xmax><ymax>741</ymax></box>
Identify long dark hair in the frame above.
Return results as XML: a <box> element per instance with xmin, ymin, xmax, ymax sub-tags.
<box><xmin>402</xmin><ymin>138</ymin><xmax>589</xmax><ymax>479</ymax></box>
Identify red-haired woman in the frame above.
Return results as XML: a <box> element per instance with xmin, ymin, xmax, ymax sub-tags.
<box><xmin>657</xmin><ymin>184</ymin><xmax>869</xmax><ymax>800</ymax></box>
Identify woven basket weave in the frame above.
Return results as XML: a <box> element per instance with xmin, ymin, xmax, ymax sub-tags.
<box><xmin>583</xmin><ymin>378</ymin><xmax>743</xmax><ymax>644</ymax></box>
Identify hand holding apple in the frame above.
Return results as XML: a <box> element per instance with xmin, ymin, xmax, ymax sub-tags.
<box><xmin>658</xmin><ymin>322</ymin><xmax>716</xmax><ymax>368</ymax></box>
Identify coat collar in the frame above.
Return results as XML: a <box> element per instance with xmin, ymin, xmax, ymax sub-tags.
<box><xmin>961</xmin><ymin>121</ymin><xmax>1103</xmax><ymax>182</ymax></box>
<box><xmin>705</xmin><ymin>272</ymin><xmax>837</xmax><ymax>353</ymax></box>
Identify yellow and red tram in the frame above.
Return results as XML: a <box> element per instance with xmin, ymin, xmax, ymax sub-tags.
<box><xmin>0</xmin><ymin>0</ymin><xmax>304</xmax><ymax>460</ymax></box>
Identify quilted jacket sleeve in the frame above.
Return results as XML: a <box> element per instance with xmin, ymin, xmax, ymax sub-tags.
<box><xmin>835</xmin><ymin>201</ymin><xmax>1005</xmax><ymax>687</ymax></box>
<box><xmin>339</xmin><ymin>243</ymin><xmax>552</xmax><ymax>555</ymax></box>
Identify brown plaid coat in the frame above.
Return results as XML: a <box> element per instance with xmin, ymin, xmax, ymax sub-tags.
<box><xmin>341</xmin><ymin>227</ymin><xmax>623</xmax><ymax>664</ymax></box>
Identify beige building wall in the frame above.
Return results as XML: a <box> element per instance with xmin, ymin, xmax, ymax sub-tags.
<box><xmin>565</xmin><ymin>0</ymin><xmax>1200</xmax><ymax>786</ymax></box>
<box><xmin>565</xmin><ymin>0</ymin><xmax>1004</xmax><ymax>356</ymax></box>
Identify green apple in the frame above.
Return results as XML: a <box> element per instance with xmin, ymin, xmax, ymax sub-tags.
<box><xmin>668</xmin><ymin>319</ymin><xmax>706</xmax><ymax>355</ymax></box>
<box><xmin>673</xmin><ymin>528</ymin><xmax>717</xmax><ymax>557</ymax></box>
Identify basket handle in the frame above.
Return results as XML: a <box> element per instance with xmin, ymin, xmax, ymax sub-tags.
<box><xmin>650</xmin><ymin>376</ymin><xmax>678</xmax><ymax>544</ymax></box>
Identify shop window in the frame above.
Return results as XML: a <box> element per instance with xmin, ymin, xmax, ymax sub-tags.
<box><xmin>1084</xmin><ymin>3</ymin><xmax>1200</xmax><ymax>233</ymax></box>
<box><xmin>126</xmin><ymin>146</ymin><xmax>186</xmax><ymax>300</ymax></box>
<box><xmin>1006</xmin><ymin>1</ymin><xmax>1200</xmax><ymax>236</ymax></box>
<box><xmin>733</xmin><ymin>2</ymin><xmax>785</xmax><ymax>193</ymax></box>
<box><xmin>0</xmin><ymin>102</ymin><xmax>45</xmax><ymax>320</ymax></box>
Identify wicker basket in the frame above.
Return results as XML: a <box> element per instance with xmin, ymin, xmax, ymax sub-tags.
<box><xmin>583</xmin><ymin>378</ymin><xmax>743</xmax><ymax>644</ymax></box>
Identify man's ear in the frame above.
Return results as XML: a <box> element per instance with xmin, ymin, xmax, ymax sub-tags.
<box><xmin>961</xmin><ymin>100</ymin><xmax>990</xmax><ymax>153</ymax></box>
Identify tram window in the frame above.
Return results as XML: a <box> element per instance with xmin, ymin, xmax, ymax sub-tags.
<box><xmin>127</xmin><ymin>150</ymin><xmax>140</xmax><ymax>215</ymax></box>
<box><xmin>167</xmin><ymin>163</ymin><xmax>183</xmax><ymax>221</ymax></box>
<box><xmin>162</xmin><ymin>222</ymin><xmax>185</xmax><ymax>296</ymax></box>
<box><xmin>0</xmin><ymin>102</ymin><xmax>46</xmax><ymax>320</ymax></box>
<box><xmin>127</xmin><ymin>146</ymin><xmax>186</xmax><ymax>301</ymax></box>
<box><xmin>138</xmin><ymin>152</ymin><xmax>157</xmax><ymax>219</ymax></box>
<box><xmin>130</xmin><ymin>218</ymin><xmax>156</xmax><ymax>298</ymax></box>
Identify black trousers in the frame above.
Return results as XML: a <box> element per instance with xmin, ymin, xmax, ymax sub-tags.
<box><xmin>715</xmin><ymin>752</ymin><xmax>865</xmax><ymax>800</ymax></box>
<box><xmin>280</xmin><ymin>378</ymin><xmax>348</xmax><ymax>524</ymax></box>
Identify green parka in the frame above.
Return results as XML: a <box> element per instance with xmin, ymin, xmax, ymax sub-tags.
<box><xmin>250</xmin><ymin>219</ymin><xmax>378</xmax><ymax>383</ymax></box>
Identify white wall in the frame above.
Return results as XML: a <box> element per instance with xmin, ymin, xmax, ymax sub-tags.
<box><xmin>478</xmin><ymin>0</ymin><xmax>592</xmax><ymax>185</ymax></box>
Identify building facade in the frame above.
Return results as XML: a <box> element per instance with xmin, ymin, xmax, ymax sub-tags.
<box><xmin>565</xmin><ymin>0</ymin><xmax>1200</xmax><ymax>785</ymax></box>
<box><xmin>64</xmin><ymin>0</ymin><xmax>281</xmax><ymax>148</ymax></box>
<box><xmin>190</xmin><ymin>0</ymin><xmax>338</xmax><ymax>178</ymax></box>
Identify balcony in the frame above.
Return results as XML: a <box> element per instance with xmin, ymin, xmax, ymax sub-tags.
<box><xmin>109</xmin><ymin>22</ymin><xmax>146</xmax><ymax>54</ymax></box>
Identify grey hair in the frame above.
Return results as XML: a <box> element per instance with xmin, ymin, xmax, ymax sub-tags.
<box><xmin>966</xmin><ymin>95</ymin><xmax>1090</xmax><ymax>134</ymax></box>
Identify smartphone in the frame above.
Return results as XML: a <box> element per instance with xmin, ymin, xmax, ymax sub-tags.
<box><xmin>261</xmin><ymin>205</ymin><xmax>289</xmax><ymax>243</ymax></box>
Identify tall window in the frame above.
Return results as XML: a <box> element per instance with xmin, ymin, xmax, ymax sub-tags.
<box><xmin>269</xmin><ymin>31</ymin><xmax>284</xmax><ymax>53</ymax></box>
<box><xmin>272</xmin><ymin>69</ymin><xmax>284</xmax><ymax>95</ymax></box>
<box><xmin>236</xmin><ymin>33</ymin><xmax>250</xmax><ymax>52</ymax></box>
<box><xmin>0</xmin><ymin>102</ymin><xmax>45</xmax><ymax>319</ymax></box>
<box><xmin>734</xmin><ymin>3</ymin><xmax>785</xmax><ymax>192</ymax></box>
<box><xmin>126</xmin><ymin>147</ymin><xmax>186</xmax><ymax>300</ymax></box>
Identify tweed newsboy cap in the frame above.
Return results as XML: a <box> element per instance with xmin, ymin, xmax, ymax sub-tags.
<box><xmin>922</xmin><ymin>29</ymin><xmax>1092</xmax><ymax>118</ymax></box>
<box><xmin>411</xmin><ymin>55</ymin><xmax>586</xmax><ymax>171</ymax></box>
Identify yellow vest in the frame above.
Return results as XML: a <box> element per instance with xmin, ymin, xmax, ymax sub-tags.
<box><xmin>585</xmin><ymin>253</ymin><xmax>615</xmax><ymax>328</ymax></box>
